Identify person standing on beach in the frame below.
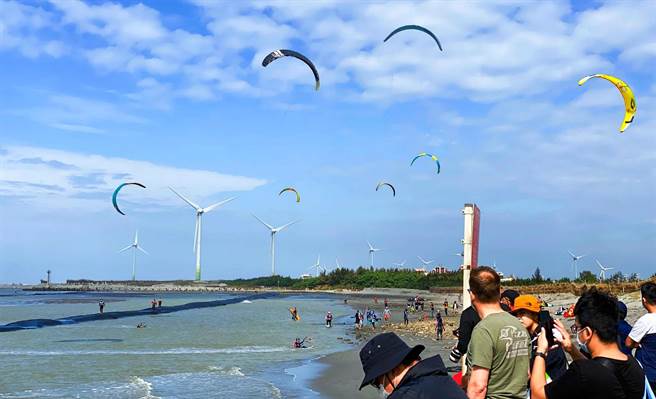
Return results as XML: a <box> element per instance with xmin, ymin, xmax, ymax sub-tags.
<box><xmin>325</xmin><ymin>311</ymin><xmax>333</xmax><ymax>328</ymax></box>
<box><xmin>617</xmin><ymin>301</ymin><xmax>633</xmax><ymax>356</ymax></box>
<box><xmin>430</xmin><ymin>302</ymin><xmax>435</xmax><ymax>318</ymax></box>
<box><xmin>436</xmin><ymin>313</ymin><xmax>444</xmax><ymax>340</ymax></box>
<box><xmin>530</xmin><ymin>288</ymin><xmax>645</xmax><ymax>399</ymax></box>
<box><xmin>626</xmin><ymin>281</ymin><xmax>656</xmax><ymax>392</ymax></box>
<box><xmin>384</xmin><ymin>297</ymin><xmax>389</xmax><ymax>308</ymax></box>
<box><xmin>444</xmin><ymin>299</ymin><xmax>449</xmax><ymax>316</ymax></box>
<box><xmin>384</xmin><ymin>306</ymin><xmax>391</xmax><ymax>322</ymax></box>
<box><xmin>453</xmin><ymin>300</ymin><xmax>459</xmax><ymax>312</ymax></box>
<box><xmin>403</xmin><ymin>307</ymin><xmax>409</xmax><ymax>326</ymax></box>
<box><xmin>98</xmin><ymin>299</ymin><xmax>105</xmax><ymax>314</ymax></box>
<box><xmin>511</xmin><ymin>295</ymin><xmax>567</xmax><ymax>382</ymax></box>
<box><xmin>151</xmin><ymin>298</ymin><xmax>157</xmax><ymax>311</ymax></box>
<box><xmin>450</xmin><ymin>305</ymin><xmax>480</xmax><ymax>364</ymax></box>
<box><xmin>358</xmin><ymin>332</ymin><xmax>466</xmax><ymax>398</ymax></box>
<box><xmin>465</xmin><ymin>266</ymin><xmax>530</xmax><ymax>399</ymax></box>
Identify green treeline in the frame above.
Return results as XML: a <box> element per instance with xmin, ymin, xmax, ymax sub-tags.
<box><xmin>222</xmin><ymin>267</ymin><xmax>464</xmax><ymax>290</ymax></box>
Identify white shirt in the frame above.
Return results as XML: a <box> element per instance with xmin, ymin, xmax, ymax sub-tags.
<box><xmin>628</xmin><ymin>312</ymin><xmax>656</xmax><ymax>343</ymax></box>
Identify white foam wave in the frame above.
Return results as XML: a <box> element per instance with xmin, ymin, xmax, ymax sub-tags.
<box><xmin>208</xmin><ymin>366</ymin><xmax>245</xmax><ymax>376</ymax></box>
<box><xmin>241</xmin><ymin>300</ymin><xmax>252</xmax><ymax>303</ymax></box>
<box><xmin>0</xmin><ymin>346</ymin><xmax>287</xmax><ymax>356</ymax></box>
<box><xmin>129</xmin><ymin>376</ymin><xmax>160</xmax><ymax>399</ymax></box>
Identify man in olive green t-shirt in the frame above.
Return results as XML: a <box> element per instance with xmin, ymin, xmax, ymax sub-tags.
<box><xmin>465</xmin><ymin>267</ymin><xmax>530</xmax><ymax>399</ymax></box>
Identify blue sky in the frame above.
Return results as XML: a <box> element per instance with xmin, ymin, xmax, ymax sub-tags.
<box><xmin>1</xmin><ymin>0</ymin><xmax>655</xmax><ymax>283</ymax></box>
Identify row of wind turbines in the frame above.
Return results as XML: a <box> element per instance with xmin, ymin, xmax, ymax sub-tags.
<box><xmin>568</xmin><ymin>251</ymin><xmax>616</xmax><ymax>281</ymax></box>
<box><xmin>118</xmin><ymin>187</ymin><xmax>442</xmax><ymax>281</ymax></box>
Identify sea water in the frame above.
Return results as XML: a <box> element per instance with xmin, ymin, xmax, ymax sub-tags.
<box><xmin>0</xmin><ymin>289</ymin><xmax>353</xmax><ymax>398</ymax></box>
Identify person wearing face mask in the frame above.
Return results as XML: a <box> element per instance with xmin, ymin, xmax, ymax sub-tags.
<box><xmin>529</xmin><ymin>288</ymin><xmax>646</xmax><ymax>399</ymax></box>
<box><xmin>358</xmin><ymin>332</ymin><xmax>466</xmax><ymax>399</ymax></box>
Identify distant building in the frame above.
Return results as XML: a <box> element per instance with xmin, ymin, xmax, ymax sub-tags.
<box><xmin>300</xmin><ymin>273</ymin><xmax>313</xmax><ymax>279</ymax></box>
<box><xmin>429</xmin><ymin>266</ymin><xmax>449</xmax><ymax>274</ymax></box>
<box><xmin>414</xmin><ymin>268</ymin><xmax>428</xmax><ymax>275</ymax></box>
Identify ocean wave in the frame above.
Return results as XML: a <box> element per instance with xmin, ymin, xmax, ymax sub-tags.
<box><xmin>208</xmin><ymin>366</ymin><xmax>246</xmax><ymax>376</ymax></box>
<box><xmin>0</xmin><ymin>346</ymin><xmax>288</xmax><ymax>356</ymax></box>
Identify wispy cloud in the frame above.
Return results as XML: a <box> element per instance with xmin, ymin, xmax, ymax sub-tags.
<box><xmin>0</xmin><ymin>146</ymin><xmax>268</xmax><ymax>210</ymax></box>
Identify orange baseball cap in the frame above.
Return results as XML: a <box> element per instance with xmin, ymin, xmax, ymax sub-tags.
<box><xmin>511</xmin><ymin>295</ymin><xmax>541</xmax><ymax>314</ymax></box>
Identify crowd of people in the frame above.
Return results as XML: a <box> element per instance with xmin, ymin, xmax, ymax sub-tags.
<box><xmin>358</xmin><ymin>266</ymin><xmax>656</xmax><ymax>399</ymax></box>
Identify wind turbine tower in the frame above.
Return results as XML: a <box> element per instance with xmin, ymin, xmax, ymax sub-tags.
<box><xmin>309</xmin><ymin>255</ymin><xmax>324</xmax><ymax>277</ymax></box>
<box><xmin>367</xmin><ymin>241</ymin><xmax>382</xmax><ymax>267</ymax></box>
<box><xmin>568</xmin><ymin>251</ymin><xmax>586</xmax><ymax>280</ymax></box>
<box><xmin>119</xmin><ymin>230</ymin><xmax>149</xmax><ymax>281</ymax></box>
<box><xmin>596</xmin><ymin>259</ymin><xmax>614</xmax><ymax>281</ymax></box>
<box><xmin>252</xmin><ymin>214</ymin><xmax>299</xmax><ymax>276</ymax></box>
<box><xmin>169</xmin><ymin>187</ymin><xmax>235</xmax><ymax>281</ymax></box>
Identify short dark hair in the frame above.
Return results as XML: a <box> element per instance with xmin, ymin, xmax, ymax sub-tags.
<box><xmin>641</xmin><ymin>282</ymin><xmax>656</xmax><ymax>305</ymax></box>
<box><xmin>469</xmin><ymin>266</ymin><xmax>500</xmax><ymax>304</ymax></box>
<box><xmin>574</xmin><ymin>288</ymin><xmax>619</xmax><ymax>344</ymax></box>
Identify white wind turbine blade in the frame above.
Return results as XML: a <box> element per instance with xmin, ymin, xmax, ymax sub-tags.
<box><xmin>276</xmin><ymin>220</ymin><xmax>300</xmax><ymax>232</ymax></box>
<box><xmin>118</xmin><ymin>245</ymin><xmax>133</xmax><ymax>253</ymax></box>
<box><xmin>595</xmin><ymin>259</ymin><xmax>604</xmax><ymax>269</ymax></box>
<box><xmin>169</xmin><ymin>187</ymin><xmax>201</xmax><ymax>210</ymax></box>
<box><xmin>252</xmin><ymin>214</ymin><xmax>274</xmax><ymax>231</ymax></box>
<box><xmin>568</xmin><ymin>250</ymin><xmax>576</xmax><ymax>259</ymax></box>
<box><xmin>579</xmin><ymin>254</ymin><xmax>587</xmax><ymax>259</ymax></box>
<box><xmin>134</xmin><ymin>230</ymin><xmax>139</xmax><ymax>246</ymax></box>
<box><xmin>137</xmin><ymin>246</ymin><xmax>149</xmax><ymax>255</ymax></box>
<box><xmin>204</xmin><ymin>197</ymin><xmax>236</xmax><ymax>213</ymax></box>
<box><xmin>367</xmin><ymin>241</ymin><xmax>373</xmax><ymax>251</ymax></box>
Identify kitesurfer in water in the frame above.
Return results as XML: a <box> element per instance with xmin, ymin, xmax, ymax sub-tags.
<box><xmin>98</xmin><ymin>299</ymin><xmax>105</xmax><ymax>314</ymax></box>
<box><xmin>325</xmin><ymin>311</ymin><xmax>333</xmax><ymax>328</ymax></box>
<box><xmin>293</xmin><ymin>337</ymin><xmax>308</xmax><ymax>349</ymax></box>
<box><xmin>137</xmin><ymin>322</ymin><xmax>146</xmax><ymax>328</ymax></box>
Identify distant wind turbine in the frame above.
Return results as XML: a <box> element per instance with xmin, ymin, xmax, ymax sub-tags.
<box><xmin>393</xmin><ymin>260</ymin><xmax>407</xmax><ymax>267</ymax></box>
<box><xmin>252</xmin><ymin>214</ymin><xmax>299</xmax><ymax>276</ymax></box>
<box><xmin>169</xmin><ymin>187</ymin><xmax>235</xmax><ymax>281</ymax></box>
<box><xmin>568</xmin><ymin>251</ymin><xmax>586</xmax><ymax>280</ymax></box>
<box><xmin>367</xmin><ymin>241</ymin><xmax>382</xmax><ymax>267</ymax></box>
<box><xmin>417</xmin><ymin>256</ymin><xmax>434</xmax><ymax>266</ymax></box>
<box><xmin>336</xmin><ymin>258</ymin><xmax>342</xmax><ymax>269</ymax></box>
<box><xmin>596</xmin><ymin>259</ymin><xmax>614</xmax><ymax>281</ymax></box>
<box><xmin>309</xmin><ymin>255</ymin><xmax>324</xmax><ymax>277</ymax></box>
<box><xmin>119</xmin><ymin>230</ymin><xmax>148</xmax><ymax>281</ymax></box>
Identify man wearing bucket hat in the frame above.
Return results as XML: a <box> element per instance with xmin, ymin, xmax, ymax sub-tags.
<box><xmin>359</xmin><ymin>332</ymin><xmax>466</xmax><ymax>398</ymax></box>
<box><xmin>512</xmin><ymin>295</ymin><xmax>567</xmax><ymax>382</ymax></box>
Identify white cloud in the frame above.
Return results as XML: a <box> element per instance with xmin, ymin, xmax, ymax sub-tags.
<box><xmin>0</xmin><ymin>146</ymin><xmax>267</xmax><ymax>211</ymax></box>
<box><xmin>0</xmin><ymin>1</ymin><xmax>66</xmax><ymax>58</ymax></box>
<box><xmin>3</xmin><ymin>0</ymin><xmax>656</xmax><ymax>105</ymax></box>
<box><xmin>12</xmin><ymin>93</ymin><xmax>146</xmax><ymax>133</ymax></box>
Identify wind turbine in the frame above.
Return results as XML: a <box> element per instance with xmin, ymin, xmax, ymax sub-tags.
<box><xmin>417</xmin><ymin>256</ymin><xmax>434</xmax><ymax>266</ymax></box>
<box><xmin>169</xmin><ymin>187</ymin><xmax>235</xmax><ymax>281</ymax></box>
<box><xmin>367</xmin><ymin>241</ymin><xmax>382</xmax><ymax>267</ymax></box>
<box><xmin>119</xmin><ymin>230</ymin><xmax>148</xmax><ymax>281</ymax></box>
<box><xmin>336</xmin><ymin>258</ymin><xmax>342</xmax><ymax>269</ymax></box>
<box><xmin>568</xmin><ymin>251</ymin><xmax>586</xmax><ymax>280</ymax></box>
<box><xmin>309</xmin><ymin>255</ymin><xmax>324</xmax><ymax>276</ymax></box>
<box><xmin>252</xmin><ymin>214</ymin><xmax>299</xmax><ymax>276</ymax></box>
<box><xmin>596</xmin><ymin>259</ymin><xmax>614</xmax><ymax>281</ymax></box>
<box><xmin>393</xmin><ymin>260</ymin><xmax>407</xmax><ymax>267</ymax></box>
